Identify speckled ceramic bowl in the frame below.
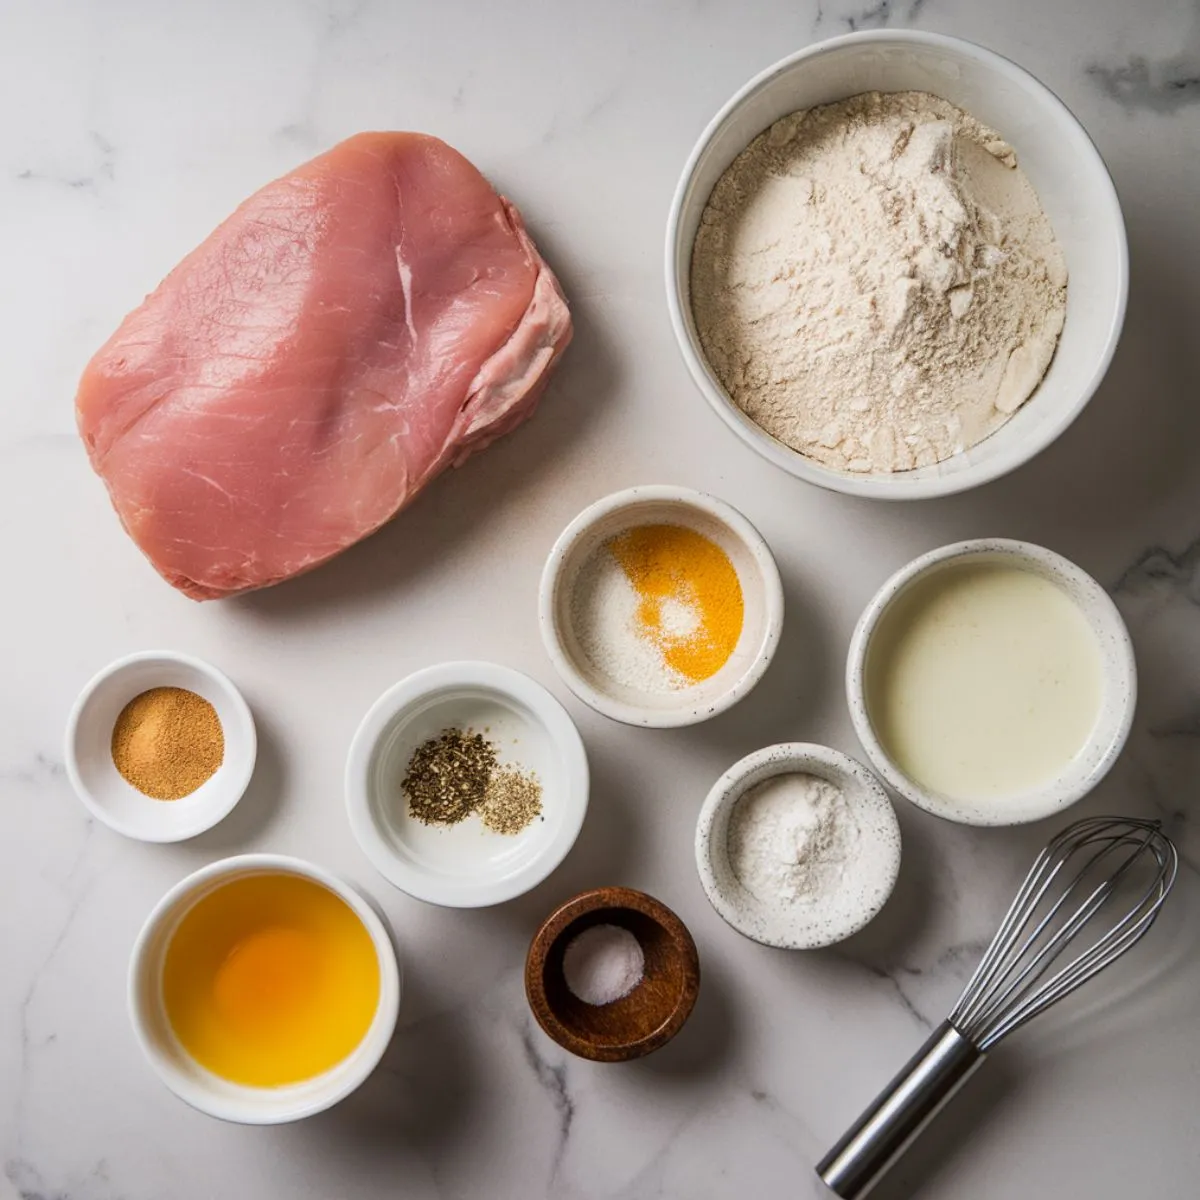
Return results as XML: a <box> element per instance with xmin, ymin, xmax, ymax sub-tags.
<box><xmin>539</xmin><ymin>486</ymin><xmax>784</xmax><ymax>728</ymax></box>
<box><xmin>846</xmin><ymin>539</ymin><xmax>1137</xmax><ymax>826</ymax></box>
<box><xmin>695</xmin><ymin>743</ymin><xmax>901</xmax><ymax>949</ymax></box>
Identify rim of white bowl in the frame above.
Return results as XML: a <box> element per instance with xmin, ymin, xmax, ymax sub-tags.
<box><xmin>345</xmin><ymin>661</ymin><xmax>589</xmax><ymax>907</ymax></box>
<box><xmin>538</xmin><ymin>485</ymin><xmax>785</xmax><ymax>728</ymax></box>
<box><xmin>64</xmin><ymin>649</ymin><xmax>257</xmax><ymax>842</ymax></box>
<box><xmin>664</xmin><ymin>29</ymin><xmax>1130</xmax><ymax>500</ymax></box>
<box><xmin>846</xmin><ymin>539</ymin><xmax>1138</xmax><ymax>826</ymax></box>
<box><xmin>128</xmin><ymin>853</ymin><xmax>401</xmax><ymax>1124</ymax></box>
<box><xmin>695</xmin><ymin>742</ymin><xmax>901</xmax><ymax>949</ymax></box>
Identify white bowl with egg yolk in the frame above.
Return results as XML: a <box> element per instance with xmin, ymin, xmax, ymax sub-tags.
<box><xmin>846</xmin><ymin>539</ymin><xmax>1136</xmax><ymax>826</ymax></box>
<box><xmin>128</xmin><ymin>854</ymin><xmax>401</xmax><ymax>1123</ymax></box>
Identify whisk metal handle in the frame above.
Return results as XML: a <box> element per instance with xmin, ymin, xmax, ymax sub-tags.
<box><xmin>816</xmin><ymin>1021</ymin><xmax>984</xmax><ymax>1199</ymax></box>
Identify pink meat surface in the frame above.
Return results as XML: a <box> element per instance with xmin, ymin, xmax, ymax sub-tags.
<box><xmin>76</xmin><ymin>132</ymin><xmax>571</xmax><ymax>599</ymax></box>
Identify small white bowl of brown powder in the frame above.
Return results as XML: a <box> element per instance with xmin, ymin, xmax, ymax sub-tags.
<box><xmin>65</xmin><ymin>650</ymin><xmax>257</xmax><ymax>842</ymax></box>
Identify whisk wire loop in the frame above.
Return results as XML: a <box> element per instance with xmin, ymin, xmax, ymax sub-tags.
<box><xmin>959</xmin><ymin>824</ymin><xmax>1151</xmax><ymax>1036</ymax></box>
<box><xmin>982</xmin><ymin>840</ymin><xmax>1175</xmax><ymax>1045</ymax></box>
<box><xmin>949</xmin><ymin>818</ymin><xmax>1176</xmax><ymax>1050</ymax></box>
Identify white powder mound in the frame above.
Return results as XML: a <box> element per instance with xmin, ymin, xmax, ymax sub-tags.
<box><xmin>658</xmin><ymin>594</ymin><xmax>700</xmax><ymax>639</ymax></box>
<box><xmin>727</xmin><ymin>773</ymin><xmax>861</xmax><ymax>905</ymax></box>
<box><xmin>690</xmin><ymin>91</ymin><xmax>1068</xmax><ymax>474</ymax></box>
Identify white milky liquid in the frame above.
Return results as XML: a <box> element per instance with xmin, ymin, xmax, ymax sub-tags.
<box><xmin>866</xmin><ymin>561</ymin><xmax>1104</xmax><ymax>803</ymax></box>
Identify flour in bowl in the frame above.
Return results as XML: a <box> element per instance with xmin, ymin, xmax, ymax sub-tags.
<box><xmin>727</xmin><ymin>773</ymin><xmax>861</xmax><ymax>905</ymax></box>
<box><xmin>690</xmin><ymin>91</ymin><xmax>1068</xmax><ymax>474</ymax></box>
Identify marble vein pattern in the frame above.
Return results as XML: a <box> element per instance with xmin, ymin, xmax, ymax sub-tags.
<box><xmin>1085</xmin><ymin>6</ymin><xmax>1200</xmax><ymax>115</ymax></box>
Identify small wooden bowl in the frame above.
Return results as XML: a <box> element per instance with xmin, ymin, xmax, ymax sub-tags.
<box><xmin>525</xmin><ymin>886</ymin><xmax>700</xmax><ymax>1062</ymax></box>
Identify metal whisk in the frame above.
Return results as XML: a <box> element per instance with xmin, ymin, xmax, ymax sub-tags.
<box><xmin>817</xmin><ymin>816</ymin><xmax>1178</xmax><ymax>1200</ymax></box>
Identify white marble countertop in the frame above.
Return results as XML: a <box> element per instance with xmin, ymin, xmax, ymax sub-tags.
<box><xmin>3</xmin><ymin>1</ymin><xmax>1199</xmax><ymax>1197</ymax></box>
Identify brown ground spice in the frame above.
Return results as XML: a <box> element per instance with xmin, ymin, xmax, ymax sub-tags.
<box><xmin>111</xmin><ymin>687</ymin><xmax>224</xmax><ymax>801</ymax></box>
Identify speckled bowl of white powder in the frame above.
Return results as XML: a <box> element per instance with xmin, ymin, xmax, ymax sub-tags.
<box><xmin>539</xmin><ymin>485</ymin><xmax>784</xmax><ymax>727</ymax></box>
<box><xmin>666</xmin><ymin>30</ymin><xmax>1127</xmax><ymax>499</ymax></box>
<box><xmin>695</xmin><ymin>743</ymin><xmax>901</xmax><ymax>949</ymax></box>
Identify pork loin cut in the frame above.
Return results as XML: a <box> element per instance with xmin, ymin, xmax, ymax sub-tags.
<box><xmin>76</xmin><ymin>132</ymin><xmax>571</xmax><ymax>599</ymax></box>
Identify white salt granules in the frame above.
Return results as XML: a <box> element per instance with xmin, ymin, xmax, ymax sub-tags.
<box><xmin>562</xmin><ymin>923</ymin><xmax>645</xmax><ymax>1006</ymax></box>
<box><xmin>569</xmin><ymin>545</ymin><xmax>690</xmax><ymax>692</ymax></box>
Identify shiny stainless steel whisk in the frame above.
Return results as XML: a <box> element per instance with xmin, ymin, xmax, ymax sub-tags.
<box><xmin>817</xmin><ymin>816</ymin><xmax>1178</xmax><ymax>1200</ymax></box>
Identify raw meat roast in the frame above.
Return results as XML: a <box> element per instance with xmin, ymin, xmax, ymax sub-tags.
<box><xmin>76</xmin><ymin>133</ymin><xmax>571</xmax><ymax>599</ymax></box>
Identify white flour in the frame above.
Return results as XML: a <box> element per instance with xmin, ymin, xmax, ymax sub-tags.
<box><xmin>727</xmin><ymin>773</ymin><xmax>861</xmax><ymax>904</ymax></box>
<box><xmin>691</xmin><ymin>91</ymin><xmax>1068</xmax><ymax>473</ymax></box>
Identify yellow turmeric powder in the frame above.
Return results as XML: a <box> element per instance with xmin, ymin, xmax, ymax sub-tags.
<box><xmin>607</xmin><ymin>524</ymin><xmax>744</xmax><ymax>683</ymax></box>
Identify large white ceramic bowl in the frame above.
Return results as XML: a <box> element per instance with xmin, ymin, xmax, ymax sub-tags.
<box><xmin>346</xmin><ymin>662</ymin><xmax>589</xmax><ymax>907</ymax></box>
<box><xmin>666</xmin><ymin>31</ymin><xmax>1128</xmax><ymax>500</ymax></box>
<box><xmin>846</xmin><ymin>539</ymin><xmax>1137</xmax><ymax>825</ymax></box>
<box><xmin>128</xmin><ymin>855</ymin><xmax>401</xmax><ymax>1124</ymax></box>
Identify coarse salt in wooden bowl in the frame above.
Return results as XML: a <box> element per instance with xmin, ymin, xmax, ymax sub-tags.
<box><xmin>524</xmin><ymin>886</ymin><xmax>701</xmax><ymax>1062</ymax></box>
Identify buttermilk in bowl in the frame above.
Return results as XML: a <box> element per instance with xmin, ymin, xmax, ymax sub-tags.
<box><xmin>848</xmin><ymin>542</ymin><xmax>1136</xmax><ymax>825</ymax></box>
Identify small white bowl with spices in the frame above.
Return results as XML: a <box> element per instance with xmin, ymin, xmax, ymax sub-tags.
<box><xmin>846</xmin><ymin>539</ymin><xmax>1136</xmax><ymax>826</ymax></box>
<box><xmin>695</xmin><ymin>743</ymin><xmax>901</xmax><ymax>949</ymax></box>
<box><xmin>539</xmin><ymin>485</ymin><xmax>784</xmax><ymax>728</ymax></box>
<box><xmin>65</xmin><ymin>650</ymin><xmax>257</xmax><ymax>842</ymax></box>
<box><xmin>345</xmin><ymin>661</ymin><xmax>589</xmax><ymax>908</ymax></box>
<box><xmin>666</xmin><ymin>30</ymin><xmax>1128</xmax><ymax>499</ymax></box>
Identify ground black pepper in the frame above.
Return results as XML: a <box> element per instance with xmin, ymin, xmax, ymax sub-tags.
<box><xmin>402</xmin><ymin>728</ymin><xmax>498</xmax><ymax>825</ymax></box>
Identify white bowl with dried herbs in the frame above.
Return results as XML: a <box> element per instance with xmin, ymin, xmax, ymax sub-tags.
<box><xmin>345</xmin><ymin>661</ymin><xmax>589</xmax><ymax>908</ymax></box>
